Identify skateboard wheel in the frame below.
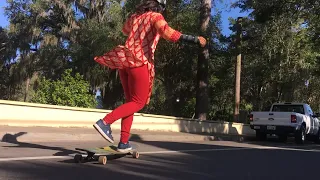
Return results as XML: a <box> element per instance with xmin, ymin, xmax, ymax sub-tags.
<box><xmin>132</xmin><ymin>151</ymin><xmax>140</xmax><ymax>159</ymax></box>
<box><xmin>74</xmin><ymin>154</ymin><xmax>83</xmax><ymax>163</ymax></box>
<box><xmin>98</xmin><ymin>156</ymin><xmax>107</xmax><ymax>165</ymax></box>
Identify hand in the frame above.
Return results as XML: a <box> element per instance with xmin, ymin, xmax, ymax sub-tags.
<box><xmin>198</xmin><ymin>36</ymin><xmax>207</xmax><ymax>47</ymax></box>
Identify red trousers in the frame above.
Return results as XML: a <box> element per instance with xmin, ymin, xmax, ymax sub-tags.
<box><xmin>103</xmin><ymin>64</ymin><xmax>149</xmax><ymax>143</ymax></box>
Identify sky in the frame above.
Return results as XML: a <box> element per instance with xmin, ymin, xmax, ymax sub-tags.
<box><xmin>215</xmin><ymin>0</ymin><xmax>250</xmax><ymax>35</ymax></box>
<box><xmin>0</xmin><ymin>1</ymin><xmax>8</xmax><ymax>28</ymax></box>
<box><xmin>0</xmin><ymin>1</ymin><xmax>250</xmax><ymax>36</ymax></box>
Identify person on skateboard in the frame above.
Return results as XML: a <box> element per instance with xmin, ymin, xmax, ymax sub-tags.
<box><xmin>93</xmin><ymin>0</ymin><xmax>207</xmax><ymax>152</ymax></box>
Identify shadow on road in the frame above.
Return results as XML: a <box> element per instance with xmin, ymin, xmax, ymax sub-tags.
<box><xmin>2</xmin><ymin>132</ymin><xmax>28</xmax><ymax>143</ymax></box>
<box><xmin>1</xmin><ymin>132</ymin><xmax>80</xmax><ymax>156</ymax></box>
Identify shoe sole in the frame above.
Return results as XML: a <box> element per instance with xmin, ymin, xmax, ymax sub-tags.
<box><xmin>117</xmin><ymin>147</ymin><xmax>133</xmax><ymax>153</ymax></box>
<box><xmin>93</xmin><ymin>124</ymin><xmax>115</xmax><ymax>144</ymax></box>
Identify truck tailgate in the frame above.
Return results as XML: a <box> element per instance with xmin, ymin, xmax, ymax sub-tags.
<box><xmin>251</xmin><ymin>112</ymin><xmax>294</xmax><ymax>126</ymax></box>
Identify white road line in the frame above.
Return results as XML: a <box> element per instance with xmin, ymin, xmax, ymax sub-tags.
<box><xmin>0</xmin><ymin>156</ymin><xmax>70</xmax><ymax>162</ymax></box>
<box><xmin>140</xmin><ymin>147</ymin><xmax>252</xmax><ymax>154</ymax></box>
<box><xmin>256</xmin><ymin>146</ymin><xmax>320</xmax><ymax>152</ymax></box>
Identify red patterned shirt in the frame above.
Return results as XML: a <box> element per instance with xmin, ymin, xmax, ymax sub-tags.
<box><xmin>94</xmin><ymin>11</ymin><xmax>182</xmax><ymax>104</ymax></box>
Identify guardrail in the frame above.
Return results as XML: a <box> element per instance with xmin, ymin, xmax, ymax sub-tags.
<box><xmin>0</xmin><ymin>100</ymin><xmax>255</xmax><ymax>136</ymax></box>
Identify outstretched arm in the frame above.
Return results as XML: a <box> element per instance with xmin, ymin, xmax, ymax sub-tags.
<box><xmin>180</xmin><ymin>34</ymin><xmax>207</xmax><ymax>47</ymax></box>
<box><xmin>152</xmin><ymin>13</ymin><xmax>206</xmax><ymax>47</ymax></box>
<box><xmin>153</xmin><ymin>14</ymin><xmax>182</xmax><ymax>42</ymax></box>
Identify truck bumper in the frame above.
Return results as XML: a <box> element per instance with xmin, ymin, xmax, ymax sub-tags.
<box><xmin>250</xmin><ymin>125</ymin><xmax>299</xmax><ymax>134</ymax></box>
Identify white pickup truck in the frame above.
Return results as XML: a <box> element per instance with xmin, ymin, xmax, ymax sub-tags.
<box><xmin>249</xmin><ymin>102</ymin><xmax>320</xmax><ymax>144</ymax></box>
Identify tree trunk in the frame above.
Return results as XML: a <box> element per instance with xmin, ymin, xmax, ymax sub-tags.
<box><xmin>234</xmin><ymin>17</ymin><xmax>243</xmax><ymax>122</ymax></box>
<box><xmin>195</xmin><ymin>0</ymin><xmax>211</xmax><ymax>120</ymax></box>
<box><xmin>24</xmin><ymin>76</ymin><xmax>30</xmax><ymax>102</ymax></box>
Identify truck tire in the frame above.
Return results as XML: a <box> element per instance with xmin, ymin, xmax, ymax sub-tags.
<box><xmin>295</xmin><ymin>125</ymin><xmax>306</xmax><ymax>144</ymax></box>
<box><xmin>256</xmin><ymin>131</ymin><xmax>267</xmax><ymax>141</ymax></box>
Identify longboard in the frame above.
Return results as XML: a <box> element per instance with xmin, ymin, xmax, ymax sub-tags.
<box><xmin>74</xmin><ymin>144</ymin><xmax>139</xmax><ymax>165</ymax></box>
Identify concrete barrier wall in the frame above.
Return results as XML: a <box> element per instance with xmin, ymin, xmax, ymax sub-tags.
<box><xmin>0</xmin><ymin>100</ymin><xmax>255</xmax><ymax>136</ymax></box>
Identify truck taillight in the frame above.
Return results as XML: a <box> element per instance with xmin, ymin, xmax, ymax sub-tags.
<box><xmin>291</xmin><ymin>115</ymin><xmax>297</xmax><ymax>123</ymax></box>
<box><xmin>249</xmin><ymin>114</ymin><xmax>253</xmax><ymax>121</ymax></box>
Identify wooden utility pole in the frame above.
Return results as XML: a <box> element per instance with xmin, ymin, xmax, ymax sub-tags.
<box><xmin>195</xmin><ymin>0</ymin><xmax>211</xmax><ymax>120</ymax></box>
<box><xmin>234</xmin><ymin>17</ymin><xmax>243</xmax><ymax>122</ymax></box>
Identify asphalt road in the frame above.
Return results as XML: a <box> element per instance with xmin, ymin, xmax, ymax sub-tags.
<box><xmin>1</xmin><ymin>137</ymin><xmax>320</xmax><ymax>180</ymax></box>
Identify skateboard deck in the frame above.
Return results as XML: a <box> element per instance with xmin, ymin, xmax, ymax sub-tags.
<box><xmin>74</xmin><ymin>144</ymin><xmax>139</xmax><ymax>165</ymax></box>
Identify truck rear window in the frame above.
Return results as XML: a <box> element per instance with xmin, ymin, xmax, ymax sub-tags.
<box><xmin>271</xmin><ymin>105</ymin><xmax>305</xmax><ymax>114</ymax></box>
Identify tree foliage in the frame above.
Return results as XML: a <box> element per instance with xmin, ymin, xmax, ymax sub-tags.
<box><xmin>232</xmin><ymin>0</ymin><xmax>320</xmax><ymax>112</ymax></box>
<box><xmin>31</xmin><ymin>68</ymin><xmax>97</xmax><ymax>108</ymax></box>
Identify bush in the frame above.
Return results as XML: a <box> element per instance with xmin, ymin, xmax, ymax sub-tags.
<box><xmin>31</xmin><ymin>69</ymin><xmax>97</xmax><ymax>108</ymax></box>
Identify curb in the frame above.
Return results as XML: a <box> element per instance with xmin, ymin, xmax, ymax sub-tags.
<box><xmin>0</xmin><ymin>100</ymin><xmax>256</xmax><ymax>136</ymax></box>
